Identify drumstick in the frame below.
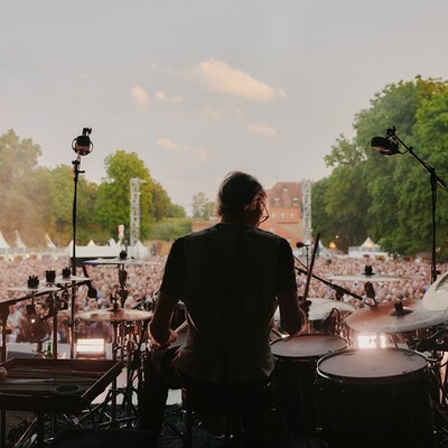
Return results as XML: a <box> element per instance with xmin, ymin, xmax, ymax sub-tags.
<box><xmin>302</xmin><ymin>233</ymin><xmax>320</xmax><ymax>333</ymax></box>
<box><xmin>302</xmin><ymin>233</ymin><xmax>320</xmax><ymax>303</ymax></box>
<box><xmin>175</xmin><ymin>320</ymin><xmax>188</xmax><ymax>333</ymax></box>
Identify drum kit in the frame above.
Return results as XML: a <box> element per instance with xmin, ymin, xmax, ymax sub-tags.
<box><xmin>0</xmin><ymin>255</ymin><xmax>156</xmax><ymax>429</ymax></box>
<box><xmin>271</xmin><ymin>268</ymin><xmax>448</xmax><ymax>446</ymax></box>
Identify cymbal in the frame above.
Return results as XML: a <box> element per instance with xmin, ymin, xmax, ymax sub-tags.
<box><xmin>77</xmin><ymin>307</ymin><xmax>153</xmax><ymax>322</ymax></box>
<box><xmin>345</xmin><ymin>298</ymin><xmax>448</xmax><ymax>333</ymax></box>
<box><xmin>422</xmin><ymin>271</ymin><xmax>448</xmax><ymax>311</ymax></box>
<box><xmin>54</xmin><ymin>275</ymin><xmax>90</xmax><ymax>284</ymax></box>
<box><xmin>7</xmin><ymin>285</ymin><xmax>59</xmax><ymax>293</ymax></box>
<box><xmin>84</xmin><ymin>258</ymin><xmax>156</xmax><ymax>266</ymax></box>
<box><xmin>327</xmin><ymin>274</ymin><xmax>409</xmax><ymax>282</ymax></box>
<box><xmin>307</xmin><ymin>298</ymin><xmax>355</xmax><ymax>321</ymax></box>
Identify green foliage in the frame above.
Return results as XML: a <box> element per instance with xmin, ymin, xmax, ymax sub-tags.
<box><xmin>191</xmin><ymin>192</ymin><xmax>216</xmax><ymax>220</ymax></box>
<box><xmin>313</xmin><ymin>76</ymin><xmax>448</xmax><ymax>256</ymax></box>
<box><xmin>0</xmin><ymin>136</ymin><xmax>186</xmax><ymax>247</ymax></box>
<box><xmin>148</xmin><ymin>219</ymin><xmax>192</xmax><ymax>241</ymax></box>
<box><xmin>93</xmin><ymin>150</ymin><xmax>183</xmax><ymax>241</ymax></box>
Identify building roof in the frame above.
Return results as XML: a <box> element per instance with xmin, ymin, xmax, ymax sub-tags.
<box><xmin>266</xmin><ymin>181</ymin><xmax>302</xmax><ymax>208</ymax></box>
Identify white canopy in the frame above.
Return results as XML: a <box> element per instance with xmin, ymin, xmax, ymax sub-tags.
<box><xmin>45</xmin><ymin>233</ymin><xmax>57</xmax><ymax>248</ymax></box>
<box><xmin>14</xmin><ymin>230</ymin><xmax>26</xmax><ymax>248</ymax></box>
<box><xmin>0</xmin><ymin>230</ymin><xmax>9</xmax><ymax>249</ymax></box>
<box><xmin>361</xmin><ymin>236</ymin><xmax>376</xmax><ymax>248</ymax></box>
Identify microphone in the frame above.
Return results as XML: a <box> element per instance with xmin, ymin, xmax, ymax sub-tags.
<box><xmin>72</xmin><ymin>127</ymin><xmax>93</xmax><ymax>156</ymax></box>
<box><xmin>371</xmin><ymin>127</ymin><xmax>401</xmax><ymax>156</ymax></box>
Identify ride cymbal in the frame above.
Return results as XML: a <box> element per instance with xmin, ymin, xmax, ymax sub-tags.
<box><xmin>327</xmin><ymin>274</ymin><xmax>409</xmax><ymax>282</ymax></box>
<box><xmin>345</xmin><ymin>298</ymin><xmax>448</xmax><ymax>333</ymax></box>
<box><xmin>77</xmin><ymin>307</ymin><xmax>153</xmax><ymax>322</ymax></box>
<box><xmin>84</xmin><ymin>258</ymin><xmax>156</xmax><ymax>266</ymax></box>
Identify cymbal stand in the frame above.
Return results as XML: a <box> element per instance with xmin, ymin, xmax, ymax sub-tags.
<box><xmin>45</xmin><ymin>286</ymin><xmax>70</xmax><ymax>359</ymax></box>
<box><xmin>425</xmin><ymin>351</ymin><xmax>448</xmax><ymax>445</ymax></box>
<box><xmin>116</xmin><ymin>320</ymin><xmax>148</xmax><ymax>426</ymax></box>
<box><xmin>117</xmin><ymin>262</ymin><xmax>129</xmax><ymax>308</ymax></box>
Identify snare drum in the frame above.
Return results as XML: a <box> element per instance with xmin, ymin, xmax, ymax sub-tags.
<box><xmin>316</xmin><ymin>348</ymin><xmax>435</xmax><ymax>448</ymax></box>
<box><xmin>270</xmin><ymin>333</ymin><xmax>347</xmax><ymax>433</ymax></box>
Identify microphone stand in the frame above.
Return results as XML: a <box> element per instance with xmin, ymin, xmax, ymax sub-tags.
<box><xmin>296</xmin><ymin>266</ymin><xmax>364</xmax><ymax>303</ymax></box>
<box><xmin>69</xmin><ymin>155</ymin><xmax>83</xmax><ymax>359</ymax></box>
<box><xmin>69</xmin><ymin>127</ymin><xmax>93</xmax><ymax>359</ymax></box>
<box><xmin>388</xmin><ymin>129</ymin><xmax>447</xmax><ymax>284</ymax></box>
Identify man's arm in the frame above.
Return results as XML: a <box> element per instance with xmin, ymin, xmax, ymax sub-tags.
<box><xmin>149</xmin><ymin>291</ymin><xmax>179</xmax><ymax>348</ymax></box>
<box><xmin>277</xmin><ymin>289</ymin><xmax>308</xmax><ymax>336</ymax></box>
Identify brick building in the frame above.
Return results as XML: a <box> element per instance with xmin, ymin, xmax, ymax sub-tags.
<box><xmin>192</xmin><ymin>180</ymin><xmax>304</xmax><ymax>248</ymax></box>
<box><xmin>259</xmin><ymin>181</ymin><xmax>303</xmax><ymax>247</ymax></box>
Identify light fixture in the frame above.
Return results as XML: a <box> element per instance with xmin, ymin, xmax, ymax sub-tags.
<box><xmin>75</xmin><ymin>338</ymin><xmax>106</xmax><ymax>359</ymax></box>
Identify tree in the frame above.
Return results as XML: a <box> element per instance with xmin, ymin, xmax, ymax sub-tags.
<box><xmin>0</xmin><ymin>130</ymin><xmax>48</xmax><ymax>245</ymax></box>
<box><xmin>191</xmin><ymin>192</ymin><xmax>215</xmax><ymax>220</ymax></box>
<box><xmin>93</xmin><ymin>150</ymin><xmax>181</xmax><ymax>240</ymax></box>
<box><xmin>313</xmin><ymin>76</ymin><xmax>448</xmax><ymax>256</ymax></box>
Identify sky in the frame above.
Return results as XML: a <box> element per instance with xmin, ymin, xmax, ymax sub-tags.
<box><xmin>2</xmin><ymin>1</ymin><xmax>448</xmax><ymax>214</ymax></box>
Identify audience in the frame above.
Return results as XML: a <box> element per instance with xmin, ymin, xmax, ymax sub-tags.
<box><xmin>0</xmin><ymin>251</ymin><xmax>442</xmax><ymax>346</ymax></box>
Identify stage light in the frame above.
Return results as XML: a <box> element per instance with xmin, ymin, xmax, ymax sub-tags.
<box><xmin>75</xmin><ymin>338</ymin><xmax>106</xmax><ymax>359</ymax></box>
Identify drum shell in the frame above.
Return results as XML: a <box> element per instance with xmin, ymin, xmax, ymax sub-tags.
<box><xmin>271</xmin><ymin>334</ymin><xmax>347</xmax><ymax>433</ymax></box>
<box><xmin>316</xmin><ymin>348</ymin><xmax>436</xmax><ymax>448</ymax></box>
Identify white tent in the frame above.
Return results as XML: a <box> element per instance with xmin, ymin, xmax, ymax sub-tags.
<box><xmin>128</xmin><ymin>240</ymin><xmax>149</xmax><ymax>258</ymax></box>
<box><xmin>14</xmin><ymin>230</ymin><xmax>26</xmax><ymax>249</ymax></box>
<box><xmin>361</xmin><ymin>236</ymin><xmax>377</xmax><ymax>249</ymax></box>
<box><xmin>0</xmin><ymin>230</ymin><xmax>10</xmax><ymax>249</ymax></box>
<box><xmin>45</xmin><ymin>233</ymin><xmax>57</xmax><ymax>248</ymax></box>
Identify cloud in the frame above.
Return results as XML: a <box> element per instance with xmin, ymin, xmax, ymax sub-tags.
<box><xmin>131</xmin><ymin>86</ymin><xmax>149</xmax><ymax>109</ymax></box>
<box><xmin>155</xmin><ymin>91</ymin><xmax>183</xmax><ymax>103</ymax></box>
<box><xmin>248</xmin><ymin>123</ymin><xmax>276</xmax><ymax>137</ymax></box>
<box><xmin>197</xmin><ymin>59</ymin><xmax>285</xmax><ymax>103</ymax></box>
<box><xmin>156</xmin><ymin>138</ymin><xmax>180</xmax><ymax>151</ymax></box>
<box><xmin>156</xmin><ymin>138</ymin><xmax>211</xmax><ymax>161</ymax></box>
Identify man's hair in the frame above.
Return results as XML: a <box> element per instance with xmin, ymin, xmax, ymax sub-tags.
<box><xmin>216</xmin><ymin>171</ymin><xmax>266</xmax><ymax>216</ymax></box>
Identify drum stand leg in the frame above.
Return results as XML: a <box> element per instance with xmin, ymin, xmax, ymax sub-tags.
<box><xmin>89</xmin><ymin>321</ymin><xmax>144</xmax><ymax>429</ymax></box>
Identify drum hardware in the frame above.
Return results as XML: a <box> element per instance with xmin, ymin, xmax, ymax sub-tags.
<box><xmin>295</xmin><ymin>261</ymin><xmax>364</xmax><ymax>304</ymax></box>
<box><xmin>76</xmin><ymin>302</ymin><xmax>153</xmax><ymax>428</ymax></box>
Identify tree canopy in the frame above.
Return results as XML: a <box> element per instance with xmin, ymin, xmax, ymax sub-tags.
<box><xmin>312</xmin><ymin>76</ymin><xmax>448</xmax><ymax>258</ymax></box>
<box><xmin>0</xmin><ymin>135</ymin><xmax>187</xmax><ymax>246</ymax></box>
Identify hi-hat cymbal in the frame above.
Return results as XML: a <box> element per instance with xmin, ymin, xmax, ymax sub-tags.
<box><xmin>77</xmin><ymin>307</ymin><xmax>153</xmax><ymax>322</ymax></box>
<box><xmin>307</xmin><ymin>298</ymin><xmax>355</xmax><ymax>321</ymax></box>
<box><xmin>84</xmin><ymin>258</ymin><xmax>156</xmax><ymax>266</ymax></box>
<box><xmin>345</xmin><ymin>298</ymin><xmax>448</xmax><ymax>333</ymax></box>
<box><xmin>422</xmin><ymin>271</ymin><xmax>448</xmax><ymax>311</ymax></box>
<box><xmin>327</xmin><ymin>274</ymin><xmax>409</xmax><ymax>282</ymax></box>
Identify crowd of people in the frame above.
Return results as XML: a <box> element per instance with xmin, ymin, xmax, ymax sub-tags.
<box><xmin>0</xmin><ymin>246</ymin><xmax>443</xmax><ymax>348</ymax></box>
